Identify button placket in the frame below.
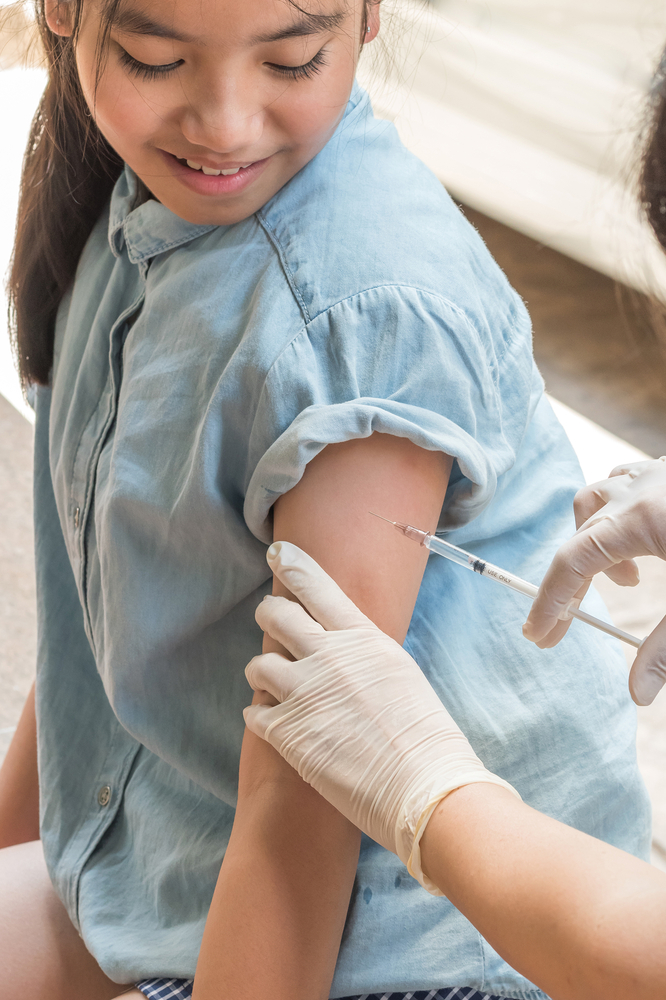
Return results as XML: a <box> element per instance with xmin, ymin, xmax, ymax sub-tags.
<box><xmin>71</xmin><ymin>289</ymin><xmax>146</xmax><ymax>639</ymax></box>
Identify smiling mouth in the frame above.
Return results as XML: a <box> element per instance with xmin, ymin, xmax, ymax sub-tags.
<box><xmin>175</xmin><ymin>156</ymin><xmax>253</xmax><ymax>176</ymax></box>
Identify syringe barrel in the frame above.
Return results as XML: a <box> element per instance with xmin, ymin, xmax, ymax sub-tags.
<box><xmin>482</xmin><ymin>564</ymin><xmax>539</xmax><ymax>600</ymax></box>
<box><xmin>424</xmin><ymin>534</ymin><xmax>475</xmax><ymax>569</ymax></box>
<box><xmin>425</xmin><ymin>535</ymin><xmax>539</xmax><ymax>600</ymax></box>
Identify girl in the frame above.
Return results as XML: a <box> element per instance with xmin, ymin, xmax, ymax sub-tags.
<box><xmin>0</xmin><ymin>2</ymin><xmax>651</xmax><ymax>1000</ymax></box>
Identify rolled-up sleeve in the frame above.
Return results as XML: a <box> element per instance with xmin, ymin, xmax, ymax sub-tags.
<box><xmin>244</xmin><ymin>284</ymin><xmax>535</xmax><ymax>542</ymax></box>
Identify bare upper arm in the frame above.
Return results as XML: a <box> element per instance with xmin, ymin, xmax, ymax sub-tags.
<box><xmin>271</xmin><ymin>433</ymin><xmax>452</xmax><ymax>642</ymax></box>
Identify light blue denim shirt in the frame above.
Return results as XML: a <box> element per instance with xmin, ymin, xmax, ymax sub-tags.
<box><xmin>34</xmin><ymin>84</ymin><xmax>650</xmax><ymax>999</ymax></box>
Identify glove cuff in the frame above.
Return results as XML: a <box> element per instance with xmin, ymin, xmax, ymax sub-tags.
<box><xmin>406</xmin><ymin>773</ymin><xmax>522</xmax><ymax>896</ymax></box>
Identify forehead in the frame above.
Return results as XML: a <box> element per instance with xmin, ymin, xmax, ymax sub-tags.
<box><xmin>108</xmin><ymin>0</ymin><xmax>355</xmax><ymax>45</ymax></box>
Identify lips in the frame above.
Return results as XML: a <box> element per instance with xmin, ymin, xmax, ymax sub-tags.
<box><xmin>160</xmin><ymin>149</ymin><xmax>271</xmax><ymax>197</ymax></box>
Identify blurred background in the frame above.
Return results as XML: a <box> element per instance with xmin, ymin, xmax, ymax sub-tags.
<box><xmin>2</xmin><ymin>0</ymin><xmax>666</xmax><ymax>868</ymax></box>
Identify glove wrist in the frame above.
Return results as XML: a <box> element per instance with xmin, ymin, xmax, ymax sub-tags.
<box><xmin>403</xmin><ymin>770</ymin><xmax>521</xmax><ymax>896</ymax></box>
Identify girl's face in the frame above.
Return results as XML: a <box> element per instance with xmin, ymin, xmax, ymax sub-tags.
<box><xmin>48</xmin><ymin>0</ymin><xmax>378</xmax><ymax>225</ymax></box>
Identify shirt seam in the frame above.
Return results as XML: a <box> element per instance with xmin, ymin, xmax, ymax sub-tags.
<box><xmin>254</xmin><ymin>211</ymin><xmax>312</xmax><ymax>323</ymax></box>
<box><xmin>260</xmin><ymin>282</ymin><xmax>508</xmax><ymax>390</ymax></box>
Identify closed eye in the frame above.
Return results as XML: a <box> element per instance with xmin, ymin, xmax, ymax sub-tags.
<box><xmin>119</xmin><ymin>47</ymin><xmax>183</xmax><ymax>81</ymax></box>
<box><xmin>268</xmin><ymin>47</ymin><xmax>328</xmax><ymax>81</ymax></box>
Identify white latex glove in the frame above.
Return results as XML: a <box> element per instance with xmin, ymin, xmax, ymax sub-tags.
<box><xmin>523</xmin><ymin>456</ymin><xmax>666</xmax><ymax>706</ymax></box>
<box><xmin>244</xmin><ymin>541</ymin><xmax>520</xmax><ymax>895</ymax></box>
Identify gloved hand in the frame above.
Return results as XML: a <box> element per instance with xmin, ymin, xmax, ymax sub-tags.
<box><xmin>244</xmin><ymin>541</ymin><xmax>520</xmax><ymax>895</ymax></box>
<box><xmin>523</xmin><ymin>456</ymin><xmax>666</xmax><ymax>706</ymax></box>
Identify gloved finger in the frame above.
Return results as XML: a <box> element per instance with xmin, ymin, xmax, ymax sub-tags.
<box><xmin>601</xmin><ymin>558</ymin><xmax>640</xmax><ymax>587</ymax></box>
<box><xmin>245</xmin><ymin>651</ymin><xmax>301</xmax><ymax>703</ymax></box>
<box><xmin>267</xmin><ymin>541</ymin><xmax>375</xmax><ymax>632</ymax></box>
<box><xmin>243</xmin><ymin>702</ymin><xmax>279</xmax><ymax>742</ymax></box>
<box><xmin>255</xmin><ymin>595</ymin><xmax>327</xmax><ymax>660</ymax></box>
<box><xmin>532</xmin><ymin>615</ymin><xmax>573</xmax><ymax>649</ymax></box>
<box><xmin>573</xmin><ymin>480</ymin><xmax>622</xmax><ymax>529</ymax></box>
<box><xmin>629</xmin><ymin>614</ymin><xmax>666</xmax><ymax>706</ymax></box>
<box><xmin>523</xmin><ymin>533</ymin><xmax>617</xmax><ymax>642</ymax></box>
<box><xmin>608</xmin><ymin>457</ymin><xmax>665</xmax><ymax>479</ymax></box>
<box><xmin>572</xmin><ymin>474</ymin><xmax>642</xmax><ymax>529</ymax></box>
<box><xmin>575</xmin><ymin>503</ymin><xmax>655</xmax><ymax>565</ymax></box>
<box><xmin>529</xmin><ymin>579</ymin><xmax>590</xmax><ymax>648</ymax></box>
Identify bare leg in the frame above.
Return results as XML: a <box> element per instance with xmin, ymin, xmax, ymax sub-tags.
<box><xmin>0</xmin><ymin>840</ymin><xmax>132</xmax><ymax>1000</ymax></box>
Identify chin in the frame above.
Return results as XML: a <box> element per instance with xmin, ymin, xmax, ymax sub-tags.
<box><xmin>162</xmin><ymin>193</ymin><xmax>258</xmax><ymax>227</ymax></box>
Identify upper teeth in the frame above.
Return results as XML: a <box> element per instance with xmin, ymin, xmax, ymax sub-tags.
<box><xmin>186</xmin><ymin>159</ymin><xmax>247</xmax><ymax>176</ymax></box>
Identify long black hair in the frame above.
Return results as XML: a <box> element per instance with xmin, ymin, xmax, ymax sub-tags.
<box><xmin>8</xmin><ymin>1</ymin><xmax>124</xmax><ymax>388</ymax></box>
<box><xmin>641</xmin><ymin>50</ymin><xmax>666</xmax><ymax>255</ymax></box>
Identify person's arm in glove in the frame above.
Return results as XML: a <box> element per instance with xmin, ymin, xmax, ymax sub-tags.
<box><xmin>245</xmin><ymin>542</ymin><xmax>666</xmax><ymax>1000</ymax></box>
<box><xmin>523</xmin><ymin>456</ymin><xmax>666</xmax><ymax>705</ymax></box>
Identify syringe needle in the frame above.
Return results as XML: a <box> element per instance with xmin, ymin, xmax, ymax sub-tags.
<box><xmin>369</xmin><ymin>511</ymin><xmax>428</xmax><ymax>543</ymax></box>
<box><xmin>369</xmin><ymin>511</ymin><xmax>397</xmax><ymax>526</ymax></box>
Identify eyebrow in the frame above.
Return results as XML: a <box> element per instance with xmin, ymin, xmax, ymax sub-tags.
<box><xmin>250</xmin><ymin>10</ymin><xmax>346</xmax><ymax>44</ymax></box>
<box><xmin>111</xmin><ymin>6</ymin><xmax>346</xmax><ymax>45</ymax></box>
<box><xmin>112</xmin><ymin>8</ymin><xmax>196</xmax><ymax>42</ymax></box>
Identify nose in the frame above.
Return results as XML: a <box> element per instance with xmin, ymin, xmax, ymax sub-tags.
<box><xmin>178</xmin><ymin>78</ymin><xmax>264</xmax><ymax>155</ymax></box>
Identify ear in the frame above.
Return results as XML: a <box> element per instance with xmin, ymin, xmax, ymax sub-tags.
<box><xmin>364</xmin><ymin>1</ymin><xmax>380</xmax><ymax>43</ymax></box>
<box><xmin>44</xmin><ymin>0</ymin><xmax>74</xmax><ymax>37</ymax></box>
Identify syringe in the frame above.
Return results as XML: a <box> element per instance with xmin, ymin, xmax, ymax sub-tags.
<box><xmin>371</xmin><ymin>513</ymin><xmax>643</xmax><ymax>649</ymax></box>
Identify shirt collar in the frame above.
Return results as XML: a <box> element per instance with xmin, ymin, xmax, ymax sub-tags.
<box><xmin>108</xmin><ymin>165</ymin><xmax>218</xmax><ymax>264</ymax></box>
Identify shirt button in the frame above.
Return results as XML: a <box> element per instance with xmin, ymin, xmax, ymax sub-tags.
<box><xmin>97</xmin><ymin>785</ymin><xmax>111</xmax><ymax>807</ymax></box>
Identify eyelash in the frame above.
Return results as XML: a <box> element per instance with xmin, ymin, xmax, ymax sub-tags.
<box><xmin>119</xmin><ymin>48</ymin><xmax>182</xmax><ymax>81</ymax></box>
<box><xmin>269</xmin><ymin>48</ymin><xmax>328</xmax><ymax>81</ymax></box>
<box><xmin>118</xmin><ymin>46</ymin><xmax>328</xmax><ymax>83</ymax></box>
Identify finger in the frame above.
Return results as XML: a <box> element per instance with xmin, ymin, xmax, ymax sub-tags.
<box><xmin>572</xmin><ymin>475</ymin><xmax>637</xmax><ymax>529</ymax></box>
<box><xmin>532</xmin><ymin>616</ymin><xmax>573</xmax><ymax>649</ymax></box>
<box><xmin>243</xmin><ymin>703</ymin><xmax>278</xmax><ymax>742</ymax></box>
<box><xmin>602</xmin><ymin>558</ymin><xmax>640</xmax><ymax>587</ymax></box>
<box><xmin>245</xmin><ymin>651</ymin><xmax>300</xmax><ymax>703</ymax></box>
<box><xmin>255</xmin><ymin>595</ymin><xmax>327</xmax><ymax>659</ymax></box>
<box><xmin>629</xmin><ymin>614</ymin><xmax>666</xmax><ymax>706</ymax></box>
<box><xmin>573</xmin><ymin>482</ymin><xmax>614</xmax><ymax>530</ymax></box>
<box><xmin>529</xmin><ymin>579</ymin><xmax>590</xmax><ymax>648</ymax></box>
<box><xmin>523</xmin><ymin>534</ymin><xmax>613</xmax><ymax>642</ymax></box>
<box><xmin>266</xmin><ymin>541</ymin><xmax>375</xmax><ymax>631</ymax></box>
<box><xmin>608</xmin><ymin>457</ymin><xmax>664</xmax><ymax>479</ymax></box>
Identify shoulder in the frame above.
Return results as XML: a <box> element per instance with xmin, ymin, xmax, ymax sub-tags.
<box><xmin>258</xmin><ymin>86</ymin><xmax>525</xmax><ymax>346</ymax></box>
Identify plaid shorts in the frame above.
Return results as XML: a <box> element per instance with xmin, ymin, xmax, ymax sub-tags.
<box><xmin>136</xmin><ymin>981</ymin><xmax>515</xmax><ymax>1000</ymax></box>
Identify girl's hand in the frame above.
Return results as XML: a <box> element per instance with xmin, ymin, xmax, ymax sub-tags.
<box><xmin>523</xmin><ymin>457</ymin><xmax>666</xmax><ymax>706</ymax></box>
<box><xmin>244</xmin><ymin>541</ymin><xmax>519</xmax><ymax>894</ymax></box>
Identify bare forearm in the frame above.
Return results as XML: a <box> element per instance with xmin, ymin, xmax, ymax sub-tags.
<box><xmin>193</xmin><ymin>728</ymin><xmax>360</xmax><ymax>1000</ymax></box>
<box><xmin>0</xmin><ymin>682</ymin><xmax>39</xmax><ymax>849</ymax></box>
<box><xmin>421</xmin><ymin>783</ymin><xmax>666</xmax><ymax>1000</ymax></box>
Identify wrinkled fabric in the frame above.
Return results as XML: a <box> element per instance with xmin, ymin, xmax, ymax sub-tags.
<box><xmin>34</xmin><ymin>83</ymin><xmax>650</xmax><ymax>1000</ymax></box>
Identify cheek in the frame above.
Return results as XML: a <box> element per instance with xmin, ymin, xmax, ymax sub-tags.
<box><xmin>279</xmin><ymin>77</ymin><xmax>354</xmax><ymax>151</ymax></box>
<box><xmin>76</xmin><ymin>55</ymin><xmax>162</xmax><ymax>156</ymax></box>
<box><xmin>95</xmin><ymin>80</ymin><xmax>157</xmax><ymax>150</ymax></box>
